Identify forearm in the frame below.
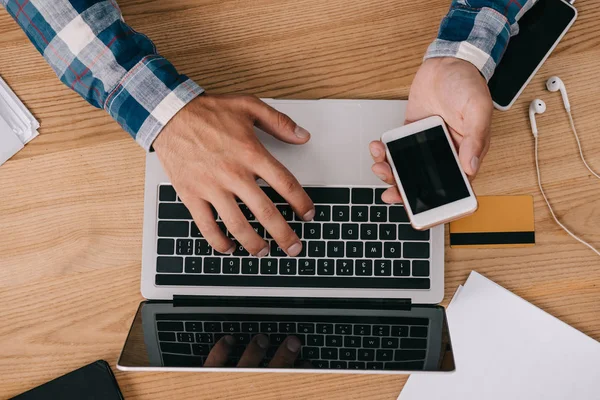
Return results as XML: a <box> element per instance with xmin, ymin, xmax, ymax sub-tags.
<box><xmin>1</xmin><ymin>0</ymin><xmax>203</xmax><ymax>150</ymax></box>
<box><xmin>425</xmin><ymin>0</ymin><xmax>537</xmax><ymax>81</ymax></box>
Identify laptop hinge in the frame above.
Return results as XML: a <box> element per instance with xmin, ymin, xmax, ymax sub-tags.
<box><xmin>173</xmin><ymin>295</ymin><xmax>412</xmax><ymax>310</ymax></box>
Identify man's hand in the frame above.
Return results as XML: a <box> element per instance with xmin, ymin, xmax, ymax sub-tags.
<box><xmin>153</xmin><ymin>94</ymin><xmax>315</xmax><ymax>257</ymax></box>
<box><xmin>369</xmin><ymin>57</ymin><xmax>493</xmax><ymax>203</ymax></box>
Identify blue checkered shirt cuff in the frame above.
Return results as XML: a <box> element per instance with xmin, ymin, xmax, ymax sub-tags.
<box><xmin>425</xmin><ymin>1</ymin><xmax>535</xmax><ymax>81</ymax></box>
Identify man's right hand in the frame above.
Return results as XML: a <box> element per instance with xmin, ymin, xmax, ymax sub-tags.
<box><xmin>153</xmin><ymin>94</ymin><xmax>315</xmax><ymax>257</ymax></box>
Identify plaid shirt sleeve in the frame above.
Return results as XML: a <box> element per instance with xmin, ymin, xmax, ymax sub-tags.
<box><xmin>1</xmin><ymin>0</ymin><xmax>204</xmax><ymax>150</ymax></box>
<box><xmin>425</xmin><ymin>0</ymin><xmax>537</xmax><ymax>81</ymax></box>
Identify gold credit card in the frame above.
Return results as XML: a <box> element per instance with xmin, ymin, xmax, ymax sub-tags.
<box><xmin>449</xmin><ymin>196</ymin><xmax>535</xmax><ymax>248</ymax></box>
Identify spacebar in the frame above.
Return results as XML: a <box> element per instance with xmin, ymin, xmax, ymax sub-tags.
<box><xmin>155</xmin><ymin>274</ymin><xmax>430</xmax><ymax>289</ymax></box>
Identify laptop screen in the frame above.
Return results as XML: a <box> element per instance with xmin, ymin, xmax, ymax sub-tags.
<box><xmin>118</xmin><ymin>300</ymin><xmax>455</xmax><ymax>372</ymax></box>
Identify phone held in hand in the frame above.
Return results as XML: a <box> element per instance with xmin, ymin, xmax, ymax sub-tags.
<box><xmin>381</xmin><ymin>116</ymin><xmax>478</xmax><ymax>230</ymax></box>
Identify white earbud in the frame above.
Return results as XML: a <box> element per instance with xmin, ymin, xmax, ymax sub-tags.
<box><xmin>546</xmin><ymin>76</ymin><xmax>570</xmax><ymax>112</ymax></box>
<box><xmin>529</xmin><ymin>99</ymin><xmax>546</xmax><ymax>137</ymax></box>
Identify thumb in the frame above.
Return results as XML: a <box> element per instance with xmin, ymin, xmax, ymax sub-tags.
<box><xmin>457</xmin><ymin>133</ymin><xmax>488</xmax><ymax>177</ymax></box>
<box><xmin>244</xmin><ymin>96</ymin><xmax>311</xmax><ymax>144</ymax></box>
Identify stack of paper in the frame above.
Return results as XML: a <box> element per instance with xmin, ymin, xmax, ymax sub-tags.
<box><xmin>0</xmin><ymin>75</ymin><xmax>39</xmax><ymax>165</ymax></box>
<box><xmin>399</xmin><ymin>271</ymin><xmax>600</xmax><ymax>400</ymax></box>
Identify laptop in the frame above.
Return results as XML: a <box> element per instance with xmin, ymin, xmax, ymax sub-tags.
<box><xmin>117</xmin><ymin>99</ymin><xmax>454</xmax><ymax>374</ymax></box>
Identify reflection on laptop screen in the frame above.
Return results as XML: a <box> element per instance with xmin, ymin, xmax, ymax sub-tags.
<box><xmin>118</xmin><ymin>299</ymin><xmax>454</xmax><ymax>372</ymax></box>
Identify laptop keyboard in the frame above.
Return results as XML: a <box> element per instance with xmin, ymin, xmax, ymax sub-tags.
<box><xmin>155</xmin><ymin>314</ymin><xmax>429</xmax><ymax>370</ymax></box>
<box><xmin>155</xmin><ymin>185</ymin><xmax>432</xmax><ymax>290</ymax></box>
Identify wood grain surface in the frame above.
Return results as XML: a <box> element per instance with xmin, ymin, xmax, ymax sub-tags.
<box><xmin>1</xmin><ymin>0</ymin><xmax>599</xmax><ymax>398</ymax></box>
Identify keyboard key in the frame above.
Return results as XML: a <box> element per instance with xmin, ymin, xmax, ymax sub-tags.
<box><xmin>270</xmin><ymin>241</ymin><xmax>286</xmax><ymax>257</ymax></box>
<box><xmin>233</xmin><ymin>243</ymin><xmax>249</xmax><ymax>256</ymax></box>
<box><xmin>321</xmin><ymin>348</ymin><xmax>339</xmax><ymax>359</ymax></box>
<box><xmin>366</xmin><ymin>362</ymin><xmax>384</xmax><ymax>370</ymax></box>
<box><xmin>391</xmin><ymin>326</ymin><xmax>409</xmax><ymax>337</ymax></box>
<box><xmin>401</xmin><ymin>338</ymin><xmax>427</xmax><ymax>349</ymax></box>
<box><xmin>157</xmin><ymin>257</ymin><xmax>183</xmax><ymax>273</ymax></box>
<box><xmin>280</xmin><ymin>259</ymin><xmax>297</xmax><ymax>275</ymax></box>
<box><xmin>335</xmin><ymin>324</ymin><xmax>352</xmax><ymax>335</ymax></box>
<box><xmin>195</xmin><ymin>239</ymin><xmax>212</xmax><ymax>256</ymax></box>
<box><xmin>190</xmin><ymin>223</ymin><xmax>202</xmax><ymax>238</ymax></box>
<box><xmin>223</xmin><ymin>322</ymin><xmax>240</xmax><ymax>333</ymax></box>
<box><xmin>379</xmin><ymin>224</ymin><xmax>397</xmax><ymax>240</ymax></box>
<box><xmin>239</xmin><ymin>204</ymin><xmax>255</xmax><ymax>221</ymax></box>
<box><xmin>299</xmin><ymin>259</ymin><xmax>316</xmax><ymax>275</ymax></box>
<box><xmin>314</xmin><ymin>205</ymin><xmax>331</xmax><ymax>221</ymax></box>
<box><xmin>384</xmin><ymin>242</ymin><xmax>402</xmax><ymax>258</ymax></box>
<box><xmin>398</xmin><ymin>225</ymin><xmax>430</xmax><ymax>241</ymax></box>
<box><xmin>249</xmin><ymin>222</ymin><xmax>264</xmax><ymax>237</ymax></box>
<box><xmin>332</xmin><ymin>206</ymin><xmax>350</xmax><ymax>222</ymax></box>
<box><xmin>297</xmin><ymin>323</ymin><xmax>314</xmax><ymax>334</ymax></box>
<box><xmin>389</xmin><ymin>206</ymin><xmax>409</xmax><ymax>222</ymax></box>
<box><xmin>313</xmin><ymin>360</ymin><xmax>329</xmax><ymax>369</ymax></box>
<box><xmin>344</xmin><ymin>336</ymin><xmax>361</xmax><ymax>348</ymax></box>
<box><xmin>295</xmin><ymin>334</ymin><xmax>306</xmax><ymax>345</ymax></box>
<box><xmin>185</xmin><ymin>322</ymin><xmax>202</xmax><ymax>332</ymax></box>
<box><xmin>270</xmin><ymin>334</ymin><xmax>286</xmax><ymax>345</ymax></box>
<box><xmin>159</xmin><ymin>185</ymin><xmax>177</xmax><ymax>201</ymax></box>
<box><xmin>341</xmin><ymin>223</ymin><xmax>359</xmax><ymax>239</ymax></box>
<box><xmin>336</xmin><ymin>259</ymin><xmax>353</xmax><ymax>276</ymax></box>
<box><xmin>404</xmin><ymin>242</ymin><xmax>430</xmax><ymax>259</ymax></box>
<box><xmin>192</xmin><ymin>344</ymin><xmax>210</xmax><ymax>356</ymax></box>
<box><xmin>374</xmin><ymin>260</ymin><xmax>392</xmax><ymax>276</ymax></box>
<box><xmin>157</xmin><ymin>321</ymin><xmax>183</xmax><ymax>331</ymax></box>
<box><xmin>316</xmin><ymin>324</ymin><xmax>333</xmax><ymax>334</ymax></box>
<box><xmin>307</xmin><ymin>335</ymin><xmax>324</xmax><ymax>346</ymax></box>
<box><xmin>260</xmin><ymin>322</ymin><xmax>278</xmax><ymax>333</ymax></box>
<box><xmin>345</xmin><ymin>241</ymin><xmax>363</xmax><ymax>258</ymax></box>
<box><xmin>373</xmin><ymin>325</ymin><xmax>390</xmax><ymax>336</ymax></box>
<box><xmin>223</xmin><ymin>258</ymin><xmax>240</xmax><ymax>274</ymax></box>
<box><xmin>260</xmin><ymin>259</ymin><xmax>278</xmax><ymax>274</ymax></box>
<box><xmin>317</xmin><ymin>259</ymin><xmax>335</xmax><ymax>275</ymax></box>
<box><xmin>288</xmin><ymin>223</ymin><xmax>303</xmax><ymax>238</ymax></box>
<box><xmin>196</xmin><ymin>333</ymin><xmax>214</xmax><ymax>343</ymax></box>
<box><xmin>395</xmin><ymin>350</ymin><xmax>426</xmax><ymax>361</ymax></box>
<box><xmin>297</xmin><ymin>241</ymin><xmax>307</xmax><ymax>257</ymax></box>
<box><xmin>158</xmin><ymin>221</ymin><xmax>189</xmax><ymax>237</ymax></box>
<box><xmin>412</xmin><ymin>260</ymin><xmax>430</xmax><ymax>276</ymax></box>
<box><xmin>360</xmin><ymin>224</ymin><xmax>378</xmax><ymax>240</ymax></box>
<box><xmin>241</xmin><ymin>258</ymin><xmax>259</xmax><ymax>274</ymax></box>
<box><xmin>349</xmin><ymin>361</ymin><xmax>365</xmax><ymax>369</ymax></box>
<box><xmin>339</xmin><ymin>348</ymin><xmax>356</xmax><ymax>361</ymax></box>
<box><xmin>277</xmin><ymin>204</ymin><xmax>294</xmax><ymax>221</ymax></box>
<box><xmin>356</xmin><ymin>260</ymin><xmax>373</xmax><ymax>276</ymax></box>
<box><xmin>382</xmin><ymin>337</ymin><xmax>399</xmax><ymax>348</ymax></box>
<box><xmin>158</xmin><ymin>332</ymin><xmax>176</xmax><ymax>341</ymax></box>
<box><xmin>326</xmin><ymin>335</ymin><xmax>343</xmax><ymax>347</ymax></box>
<box><xmin>358</xmin><ymin>349</ymin><xmax>375</xmax><ymax>361</ymax></box>
<box><xmin>304</xmin><ymin>223</ymin><xmax>321</xmax><ymax>239</ymax></box>
<box><xmin>176</xmin><ymin>239</ymin><xmax>193</xmax><ymax>255</ymax></box>
<box><xmin>351</xmin><ymin>188</ymin><xmax>374</xmax><ymax>204</ymax></box>
<box><xmin>157</xmin><ymin>239</ymin><xmax>174</xmax><ymax>255</ymax></box>
<box><xmin>327</xmin><ymin>242</ymin><xmax>345</xmax><ymax>258</ymax></box>
<box><xmin>160</xmin><ymin>342</ymin><xmax>191</xmax><ymax>355</ymax></box>
<box><xmin>203</xmin><ymin>258</ymin><xmax>221</xmax><ymax>274</ymax></box>
<box><xmin>351</xmin><ymin>206</ymin><xmax>369</xmax><ymax>222</ymax></box>
<box><xmin>177</xmin><ymin>332</ymin><xmax>195</xmax><ymax>343</ymax></box>
<box><xmin>374</xmin><ymin>188</ymin><xmax>386</xmax><ymax>204</ymax></box>
<box><xmin>363</xmin><ymin>337</ymin><xmax>380</xmax><ymax>348</ymax></box>
<box><xmin>331</xmin><ymin>360</ymin><xmax>347</xmax><ymax>369</ymax></box>
<box><xmin>204</xmin><ymin>322</ymin><xmax>222</xmax><ymax>332</ymax></box>
<box><xmin>353</xmin><ymin>325</ymin><xmax>371</xmax><ymax>335</ymax></box>
<box><xmin>308</xmin><ymin>241</ymin><xmax>325</xmax><ymax>258</ymax></box>
<box><xmin>241</xmin><ymin>323</ymin><xmax>259</xmax><ymax>333</ymax></box>
<box><xmin>303</xmin><ymin>347</ymin><xmax>320</xmax><ymax>359</ymax></box>
<box><xmin>365</xmin><ymin>242</ymin><xmax>382</xmax><ymax>258</ymax></box>
<box><xmin>159</xmin><ymin>203</ymin><xmax>192</xmax><ymax>220</ymax></box>
<box><xmin>393</xmin><ymin>260</ymin><xmax>410</xmax><ymax>276</ymax></box>
<box><xmin>185</xmin><ymin>257</ymin><xmax>202</xmax><ymax>273</ymax></box>
<box><xmin>323</xmin><ymin>223</ymin><xmax>340</xmax><ymax>239</ymax></box>
<box><xmin>304</xmin><ymin>187</ymin><xmax>350</xmax><ymax>204</ymax></box>
<box><xmin>410</xmin><ymin>326</ymin><xmax>428</xmax><ymax>338</ymax></box>
<box><xmin>376</xmin><ymin>349</ymin><xmax>394</xmax><ymax>361</ymax></box>
<box><xmin>370</xmin><ymin>206</ymin><xmax>387</xmax><ymax>222</ymax></box>
<box><xmin>279</xmin><ymin>322</ymin><xmax>296</xmax><ymax>333</ymax></box>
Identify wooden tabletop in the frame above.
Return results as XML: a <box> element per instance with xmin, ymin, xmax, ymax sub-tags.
<box><xmin>1</xmin><ymin>0</ymin><xmax>599</xmax><ymax>398</ymax></box>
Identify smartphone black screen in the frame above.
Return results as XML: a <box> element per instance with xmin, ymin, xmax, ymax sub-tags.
<box><xmin>386</xmin><ymin>125</ymin><xmax>469</xmax><ymax>215</ymax></box>
<box><xmin>489</xmin><ymin>0</ymin><xmax>577</xmax><ymax>108</ymax></box>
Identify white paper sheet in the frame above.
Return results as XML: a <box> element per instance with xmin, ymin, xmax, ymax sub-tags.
<box><xmin>400</xmin><ymin>271</ymin><xmax>600</xmax><ymax>400</ymax></box>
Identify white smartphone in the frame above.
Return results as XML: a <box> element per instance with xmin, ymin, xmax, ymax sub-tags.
<box><xmin>381</xmin><ymin>116</ymin><xmax>478</xmax><ymax>230</ymax></box>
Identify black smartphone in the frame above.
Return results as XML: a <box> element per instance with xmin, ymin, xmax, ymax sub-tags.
<box><xmin>11</xmin><ymin>360</ymin><xmax>124</xmax><ymax>400</ymax></box>
<box><xmin>488</xmin><ymin>0</ymin><xmax>577</xmax><ymax>110</ymax></box>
